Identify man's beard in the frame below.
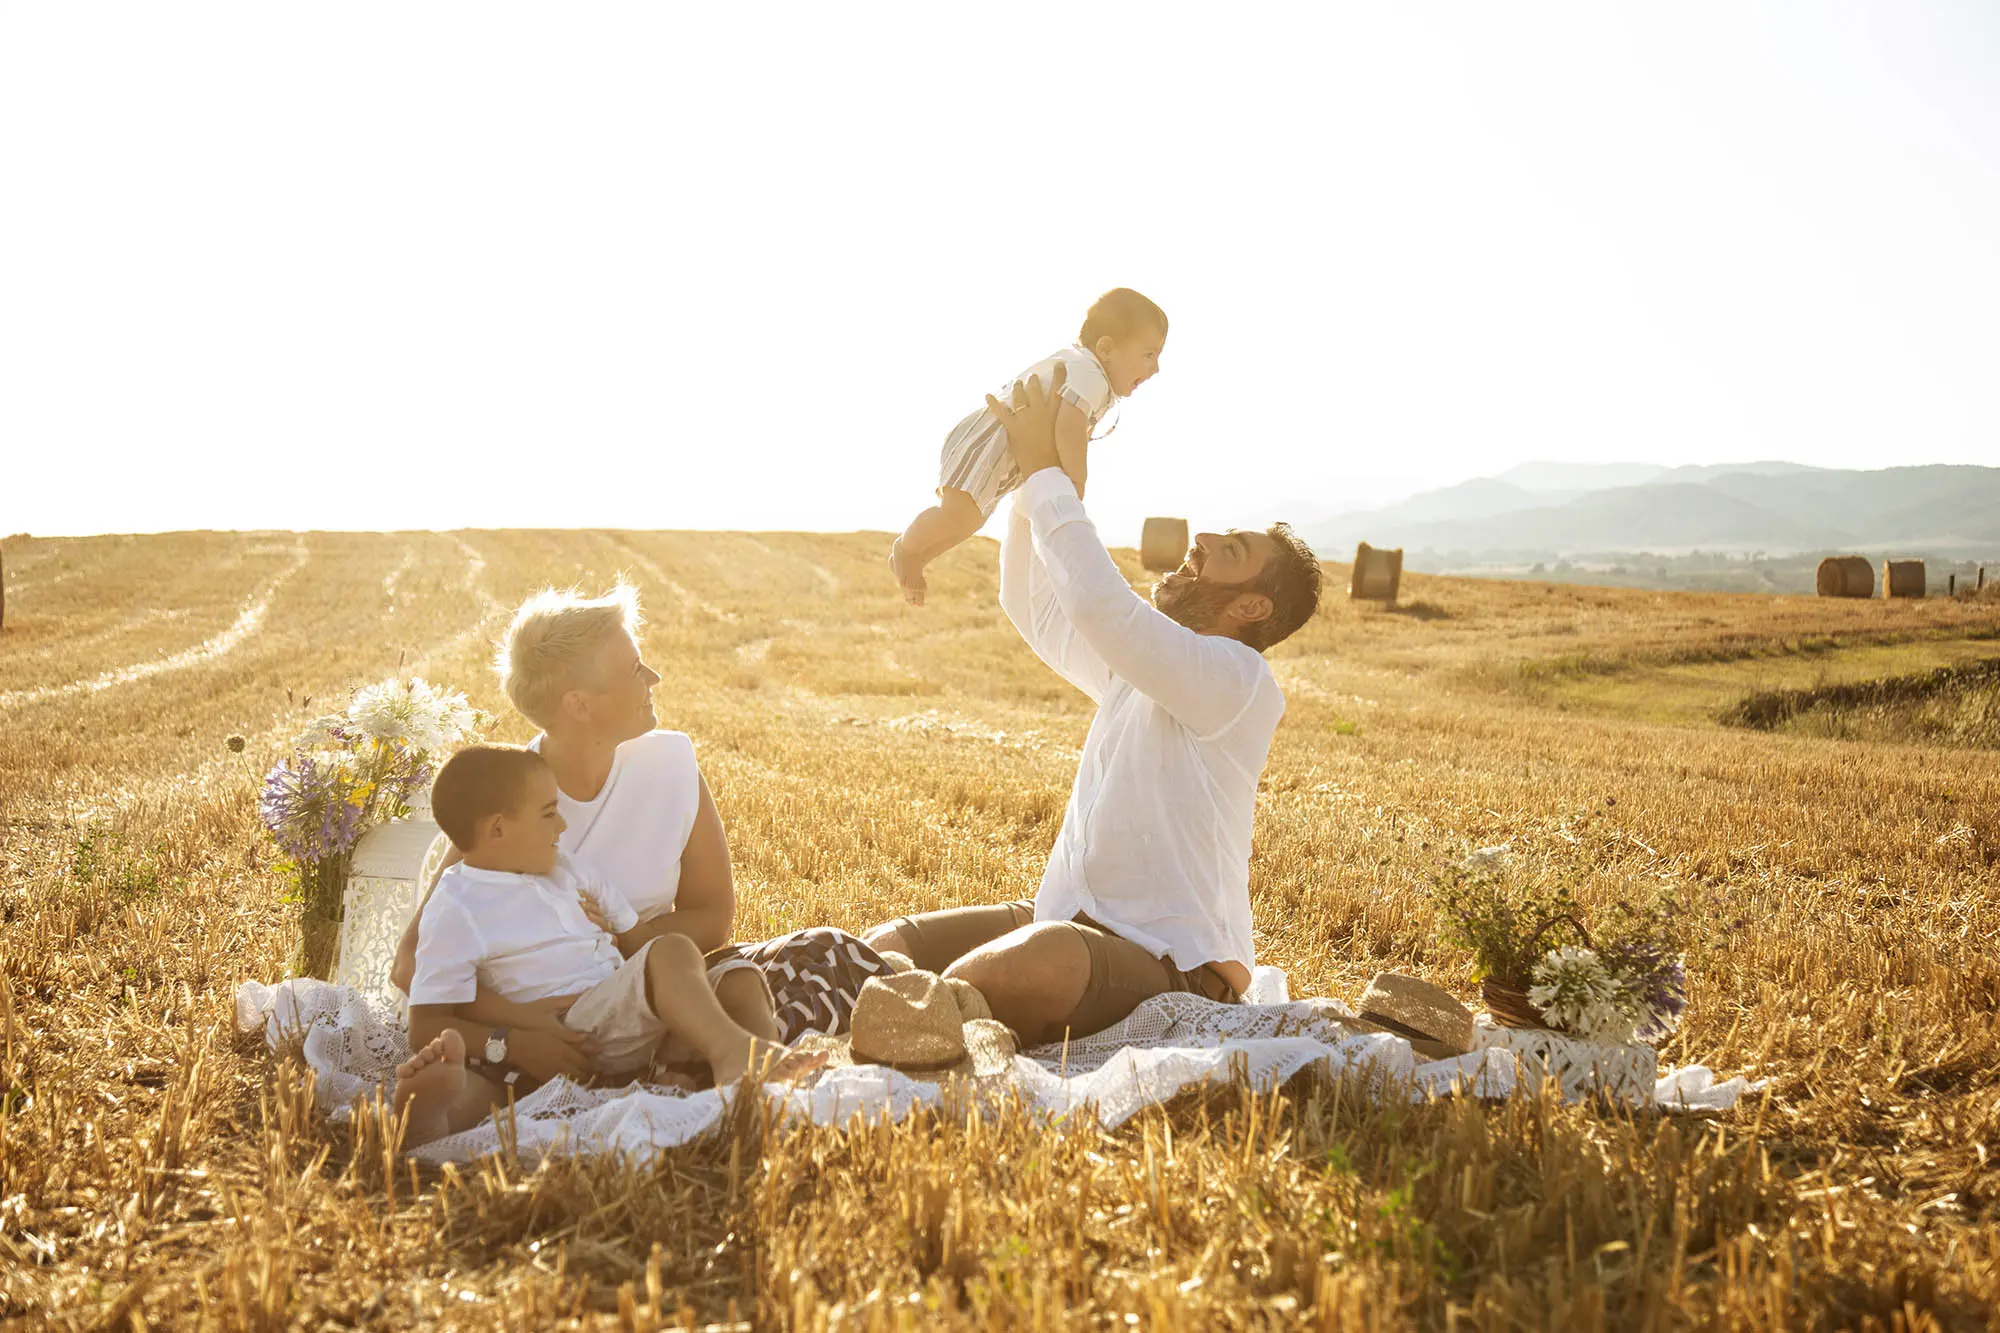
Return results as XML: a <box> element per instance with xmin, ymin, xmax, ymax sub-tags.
<box><xmin>1154</xmin><ymin>575</ymin><xmax>1240</xmax><ymax>634</ymax></box>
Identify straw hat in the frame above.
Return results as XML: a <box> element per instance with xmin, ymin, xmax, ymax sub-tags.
<box><xmin>799</xmin><ymin>970</ymin><xmax>1018</xmax><ymax>1080</ymax></box>
<box><xmin>1347</xmin><ymin>973</ymin><xmax>1476</xmax><ymax>1061</ymax></box>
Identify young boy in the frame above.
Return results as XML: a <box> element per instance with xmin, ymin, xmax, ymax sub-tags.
<box><xmin>394</xmin><ymin>744</ymin><xmax>804</xmax><ymax>1144</ymax></box>
<box><xmin>888</xmin><ymin>288</ymin><xmax>1168</xmax><ymax>605</ymax></box>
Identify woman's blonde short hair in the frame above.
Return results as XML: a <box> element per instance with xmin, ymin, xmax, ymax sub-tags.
<box><xmin>496</xmin><ymin>584</ymin><xmax>644</xmax><ymax>730</ymax></box>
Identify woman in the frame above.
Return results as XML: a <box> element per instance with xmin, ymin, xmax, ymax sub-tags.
<box><xmin>390</xmin><ymin>585</ymin><xmax>889</xmax><ymax>1088</ymax></box>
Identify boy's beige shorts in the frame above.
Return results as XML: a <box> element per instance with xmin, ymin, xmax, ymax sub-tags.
<box><xmin>561</xmin><ymin>938</ymin><xmax>769</xmax><ymax>1076</ymax></box>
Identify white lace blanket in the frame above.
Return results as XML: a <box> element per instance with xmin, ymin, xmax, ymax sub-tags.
<box><xmin>234</xmin><ymin>970</ymin><xmax>1752</xmax><ymax>1166</ymax></box>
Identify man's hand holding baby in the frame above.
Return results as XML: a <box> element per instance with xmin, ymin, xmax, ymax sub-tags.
<box><xmin>987</xmin><ymin>361</ymin><xmax>1067</xmax><ymax>481</ymax></box>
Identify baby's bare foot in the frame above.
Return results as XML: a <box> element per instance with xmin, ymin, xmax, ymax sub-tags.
<box><xmin>393</xmin><ymin>1028</ymin><xmax>466</xmax><ymax>1146</ymax></box>
<box><xmin>888</xmin><ymin>541</ymin><xmax>927</xmax><ymax>607</ymax></box>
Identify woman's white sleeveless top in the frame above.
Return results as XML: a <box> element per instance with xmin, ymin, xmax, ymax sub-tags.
<box><xmin>529</xmin><ymin>729</ymin><xmax>700</xmax><ymax>922</ymax></box>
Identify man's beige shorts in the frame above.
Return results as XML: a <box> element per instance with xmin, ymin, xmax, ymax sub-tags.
<box><xmin>561</xmin><ymin>938</ymin><xmax>770</xmax><ymax>1076</ymax></box>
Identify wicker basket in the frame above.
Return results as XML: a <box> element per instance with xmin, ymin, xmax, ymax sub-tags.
<box><xmin>1481</xmin><ymin>978</ymin><xmax>1548</xmax><ymax>1030</ymax></box>
<box><xmin>1481</xmin><ymin>914</ymin><xmax>1593</xmax><ymax>1031</ymax></box>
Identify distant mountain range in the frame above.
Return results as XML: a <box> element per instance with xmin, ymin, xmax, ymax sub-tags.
<box><xmin>1304</xmin><ymin>463</ymin><xmax>2000</xmax><ymax>560</ymax></box>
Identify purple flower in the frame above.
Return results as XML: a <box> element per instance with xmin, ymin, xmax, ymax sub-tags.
<box><xmin>259</xmin><ymin>751</ymin><xmax>368</xmax><ymax>861</ymax></box>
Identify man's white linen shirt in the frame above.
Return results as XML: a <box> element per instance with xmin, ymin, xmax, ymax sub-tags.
<box><xmin>407</xmin><ymin>854</ymin><xmax>640</xmax><ymax>1007</ymax></box>
<box><xmin>999</xmin><ymin>469</ymin><xmax>1286</xmax><ymax>973</ymax></box>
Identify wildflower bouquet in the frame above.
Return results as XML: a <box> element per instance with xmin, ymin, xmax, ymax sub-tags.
<box><xmin>258</xmin><ymin>678</ymin><xmax>483</xmax><ymax>977</ymax></box>
<box><xmin>1431</xmin><ymin>845</ymin><xmax>1688</xmax><ymax>1047</ymax></box>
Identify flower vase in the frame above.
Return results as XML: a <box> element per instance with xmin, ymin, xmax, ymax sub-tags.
<box><xmin>297</xmin><ymin>854</ymin><xmax>352</xmax><ymax>980</ymax></box>
<box><xmin>332</xmin><ymin>792</ymin><xmax>446</xmax><ymax>1011</ymax></box>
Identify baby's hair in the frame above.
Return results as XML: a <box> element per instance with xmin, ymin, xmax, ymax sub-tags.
<box><xmin>1078</xmin><ymin>288</ymin><xmax>1168</xmax><ymax>347</ymax></box>
<box><xmin>430</xmin><ymin>744</ymin><xmax>551</xmax><ymax>852</ymax></box>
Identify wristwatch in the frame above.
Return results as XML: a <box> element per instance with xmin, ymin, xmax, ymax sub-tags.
<box><xmin>467</xmin><ymin>1027</ymin><xmax>522</xmax><ymax>1086</ymax></box>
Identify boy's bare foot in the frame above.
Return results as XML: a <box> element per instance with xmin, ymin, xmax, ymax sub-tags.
<box><xmin>393</xmin><ymin>1029</ymin><xmax>466</xmax><ymax>1146</ymax></box>
<box><xmin>888</xmin><ymin>539</ymin><xmax>927</xmax><ymax>606</ymax></box>
<box><xmin>711</xmin><ymin>1038</ymin><xmax>828</xmax><ymax>1088</ymax></box>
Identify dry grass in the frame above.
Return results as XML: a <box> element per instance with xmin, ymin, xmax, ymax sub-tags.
<box><xmin>3</xmin><ymin>531</ymin><xmax>1999</xmax><ymax>1330</ymax></box>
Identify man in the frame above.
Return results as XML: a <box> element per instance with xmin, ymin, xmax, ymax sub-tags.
<box><xmin>866</xmin><ymin>364</ymin><xmax>1323</xmax><ymax>1044</ymax></box>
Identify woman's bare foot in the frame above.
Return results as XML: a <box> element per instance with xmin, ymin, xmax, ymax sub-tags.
<box><xmin>711</xmin><ymin>1038</ymin><xmax>828</xmax><ymax>1088</ymax></box>
<box><xmin>643</xmin><ymin>1068</ymin><xmax>701</xmax><ymax>1094</ymax></box>
<box><xmin>887</xmin><ymin>539</ymin><xmax>927</xmax><ymax>606</ymax></box>
<box><xmin>393</xmin><ymin>1029</ymin><xmax>466</xmax><ymax>1146</ymax></box>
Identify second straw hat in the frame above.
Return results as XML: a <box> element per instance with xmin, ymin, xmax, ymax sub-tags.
<box><xmin>1348</xmin><ymin>973</ymin><xmax>1476</xmax><ymax>1061</ymax></box>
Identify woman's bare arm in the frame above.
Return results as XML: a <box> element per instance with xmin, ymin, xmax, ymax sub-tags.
<box><xmin>614</xmin><ymin>776</ymin><xmax>735</xmax><ymax>953</ymax></box>
<box><xmin>408</xmin><ymin>1004</ymin><xmax>598</xmax><ymax>1084</ymax></box>
<box><xmin>457</xmin><ymin>989</ymin><xmax>573</xmax><ymax>1036</ymax></box>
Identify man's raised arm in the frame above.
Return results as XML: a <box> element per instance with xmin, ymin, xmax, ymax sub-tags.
<box><xmin>986</xmin><ymin>377</ymin><xmax>1263</xmax><ymax>738</ymax></box>
<box><xmin>998</xmin><ymin>469</ymin><xmax>1112</xmax><ymax>702</ymax></box>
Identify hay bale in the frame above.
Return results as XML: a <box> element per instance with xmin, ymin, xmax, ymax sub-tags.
<box><xmin>1815</xmin><ymin>556</ymin><xmax>1874</xmax><ymax>598</ymax></box>
<box><xmin>1140</xmin><ymin>517</ymin><xmax>1189</xmax><ymax>572</ymax></box>
<box><xmin>1882</xmin><ymin>559</ymin><xmax>1926</xmax><ymax>599</ymax></box>
<box><xmin>1350</xmin><ymin>542</ymin><xmax>1403</xmax><ymax>602</ymax></box>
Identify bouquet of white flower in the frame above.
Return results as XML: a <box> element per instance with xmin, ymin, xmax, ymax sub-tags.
<box><xmin>1432</xmin><ymin>845</ymin><xmax>1688</xmax><ymax>1048</ymax></box>
<box><xmin>257</xmin><ymin>678</ymin><xmax>484</xmax><ymax>977</ymax></box>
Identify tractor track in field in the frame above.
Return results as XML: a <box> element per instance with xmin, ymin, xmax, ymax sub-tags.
<box><xmin>607</xmin><ymin>537</ymin><xmax>738</xmax><ymax>624</ymax></box>
<box><xmin>400</xmin><ymin>536</ymin><xmax>506</xmax><ymax>676</ymax></box>
<box><xmin>738</xmin><ymin>535</ymin><xmax>842</xmax><ymax>596</ymax></box>
<box><xmin>381</xmin><ymin>545</ymin><xmax>418</xmax><ymax>610</ymax></box>
<box><xmin>0</xmin><ymin>543</ymin><xmax>311</xmax><ymax>713</ymax></box>
<box><xmin>0</xmin><ymin>608</ymin><xmax>187</xmax><ymax>681</ymax></box>
<box><xmin>90</xmin><ymin>537</ymin><xmax>510</xmax><ymax>805</ymax></box>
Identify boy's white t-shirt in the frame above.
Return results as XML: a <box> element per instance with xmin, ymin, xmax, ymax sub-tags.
<box><xmin>407</xmin><ymin>853</ymin><xmax>639</xmax><ymax>1006</ymax></box>
<box><xmin>528</xmin><ymin>730</ymin><xmax>701</xmax><ymax>922</ymax></box>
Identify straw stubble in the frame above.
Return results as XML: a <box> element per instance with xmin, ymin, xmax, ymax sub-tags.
<box><xmin>1</xmin><ymin>528</ymin><xmax>1996</xmax><ymax>1327</ymax></box>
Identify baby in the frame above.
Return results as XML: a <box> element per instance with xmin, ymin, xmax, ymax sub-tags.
<box><xmin>889</xmin><ymin>288</ymin><xmax>1168</xmax><ymax>605</ymax></box>
<box><xmin>395</xmin><ymin>744</ymin><xmax>805</xmax><ymax>1144</ymax></box>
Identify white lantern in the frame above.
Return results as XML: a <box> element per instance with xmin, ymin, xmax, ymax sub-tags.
<box><xmin>333</xmin><ymin>790</ymin><xmax>451</xmax><ymax>1018</ymax></box>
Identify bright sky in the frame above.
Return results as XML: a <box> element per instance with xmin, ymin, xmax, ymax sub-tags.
<box><xmin>4</xmin><ymin>3</ymin><xmax>1996</xmax><ymax>542</ymax></box>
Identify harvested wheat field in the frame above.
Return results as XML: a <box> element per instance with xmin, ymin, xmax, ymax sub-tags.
<box><xmin>3</xmin><ymin>529</ymin><xmax>1999</xmax><ymax>1331</ymax></box>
